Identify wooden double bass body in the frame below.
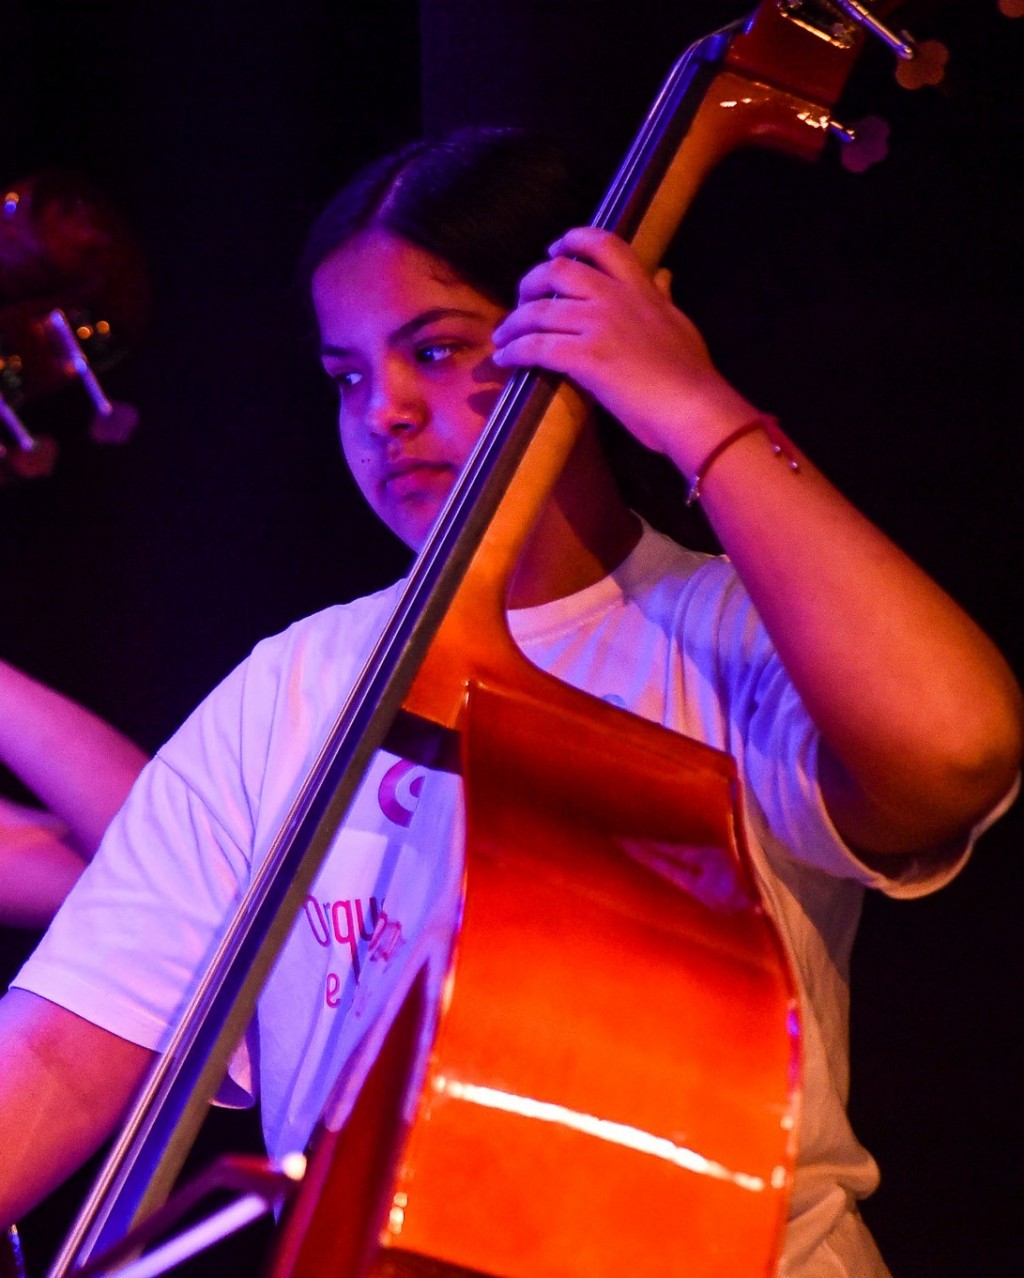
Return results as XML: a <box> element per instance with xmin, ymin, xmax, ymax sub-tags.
<box><xmin>46</xmin><ymin>5</ymin><xmax>895</xmax><ymax>1277</ymax></box>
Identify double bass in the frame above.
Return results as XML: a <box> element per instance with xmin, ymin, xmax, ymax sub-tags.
<box><xmin>35</xmin><ymin>4</ymin><xmax>950</xmax><ymax>1276</ymax></box>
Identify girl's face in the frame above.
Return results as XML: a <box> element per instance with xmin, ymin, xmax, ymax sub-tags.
<box><xmin>312</xmin><ymin>229</ymin><xmax>508</xmax><ymax>550</ymax></box>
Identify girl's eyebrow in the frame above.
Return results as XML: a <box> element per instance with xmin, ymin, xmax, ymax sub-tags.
<box><xmin>320</xmin><ymin>307</ymin><xmax>492</xmax><ymax>359</ymax></box>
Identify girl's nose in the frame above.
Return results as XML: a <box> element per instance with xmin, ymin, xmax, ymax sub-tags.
<box><xmin>366</xmin><ymin>363</ymin><xmax>425</xmax><ymax>439</ymax></box>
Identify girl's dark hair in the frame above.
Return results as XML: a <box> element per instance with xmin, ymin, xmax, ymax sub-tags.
<box><xmin>300</xmin><ymin>127</ymin><xmax>591</xmax><ymax>308</ymax></box>
<box><xmin>302</xmin><ymin>127</ymin><xmax>716</xmax><ymax>550</ymax></box>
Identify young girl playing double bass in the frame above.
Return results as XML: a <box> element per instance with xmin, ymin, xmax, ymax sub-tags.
<box><xmin>0</xmin><ymin>130</ymin><xmax>1019</xmax><ymax>1276</ymax></box>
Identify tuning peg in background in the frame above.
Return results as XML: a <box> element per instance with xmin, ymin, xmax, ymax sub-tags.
<box><xmin>44</xmin><ymin>308</ymin><xmax>141</xmax><ymax>447</ymax></box>
<box><xmin>1</xmin><ymin>393</ymin><xmax>59</xmax><ymax>482</ymax></box>
<box><xmin>0</xmin><ymin>392</ymin><xmax>37</xmax><ymax>454</ymax></box>
<box><xmin>89</xmin><ymin>400</ymin><xmax>140</xmax><ymax>445</ymax></box>
<box><xmin>0</xmin><ymin>432</ymin><xmax>58</xmax><ymax>483</ymax></box>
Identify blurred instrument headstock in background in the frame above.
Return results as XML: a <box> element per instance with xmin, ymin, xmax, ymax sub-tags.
<box><xmin>0</xmin><ymin>170</ymin><xmax>148</xmax><ymax>486</ymax></box>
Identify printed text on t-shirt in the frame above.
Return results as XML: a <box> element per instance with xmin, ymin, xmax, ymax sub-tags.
<box><xmin>304</xmin><ymin>894</ymin><xmax>382</xmax><ymax>991</ymax></box>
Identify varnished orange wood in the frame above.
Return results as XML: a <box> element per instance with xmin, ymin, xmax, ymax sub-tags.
<box><xmin>726</xmin><ymin>0</ymin><xmax>903</xmax><ymax>106</ymax></box>
<box><xmin>381</xmin><ymin>679</ymin><xmax>798</xmax><ymax>1278</ymax></box>
<box><xmin>271</xmin><ymin>676</ymin><xmax>800</xmax><ymax>1278</ymax></box>
<box><xmin>269</xmin><ymin>676</ymin><xmax>800</xmax><ymax>1278</ymax></box>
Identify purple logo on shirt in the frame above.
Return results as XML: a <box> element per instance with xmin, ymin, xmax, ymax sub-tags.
<box><xmin>378</xmin><ymin>759</ymin><xmax>425</xmax><ymax>826</ymax></box>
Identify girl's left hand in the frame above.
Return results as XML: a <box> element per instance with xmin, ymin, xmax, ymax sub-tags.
<box><xmin>491</xmin><ymin>226</ymin><xmax>752</xmax><ymax>465</ymax></box>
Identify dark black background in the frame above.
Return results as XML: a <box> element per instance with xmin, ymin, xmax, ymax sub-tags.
<box><xmin>1</xmin><ymin>2</ymin><xmax>1021</xmax><ymax>1275</ymax></box>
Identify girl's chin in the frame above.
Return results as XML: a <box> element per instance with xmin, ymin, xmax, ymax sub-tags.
<box><xmin>382</xmin><ymin>484</ymin><xmax>454</xmax><ymax>549</ymax></box>
<box><xmin>387</xmin><ymin>502</ymin><xmax>443</xmax><ymax>552</ymax></box>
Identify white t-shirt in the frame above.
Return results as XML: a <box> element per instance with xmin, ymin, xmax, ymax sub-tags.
<box><xmin>14</xmin><ymin>524</ymin><xmax>973</xmax><ymax>1276</ymax></box>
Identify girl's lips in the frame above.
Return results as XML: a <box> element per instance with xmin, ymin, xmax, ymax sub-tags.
<box><xmin>383</xmin><ymin>460</ymin><xmax>453</xmax><ymax>497</ymax></box>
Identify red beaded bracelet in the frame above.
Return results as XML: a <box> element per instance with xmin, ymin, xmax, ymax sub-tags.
<box><xmin>685</xmin><ymin>413</ymin><xmax>800</xmax><ymax>506</ymax></box>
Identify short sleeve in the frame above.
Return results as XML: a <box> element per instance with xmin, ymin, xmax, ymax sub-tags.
<box><xmin>12</xmin><ymin>663</ymin><xmax>255</xmax><ymax>1050</ymax></box>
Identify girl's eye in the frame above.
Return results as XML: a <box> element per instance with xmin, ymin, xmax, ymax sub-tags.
<box><xmin>330</xmin><ymin>369</ymin><xmax>363</xmax><ymax>392</ymax></box>
<box><xmin>416</xmin><ymin>341</ymin><xmax>459</xmax><ymax>365</ymax></box>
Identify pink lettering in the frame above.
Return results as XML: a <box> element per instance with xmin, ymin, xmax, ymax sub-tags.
<box><xmin>331</xmin><ymin>899</ymin><xmax>359</xmax><ymax>974</ymax></box>
<box><xmin>303</xmin><ymin>896</ymin><xmax>330</xmax><ymax>947</ymax></box>
<box><xmin>355</xmin><ymin>895</ymin><xmax>380</xmax><ymax>941</ymax></box>
<box><xmin>311</xmin><ymin>895</ymin><xmax>390</xmax><ymax>1001</ymax></box>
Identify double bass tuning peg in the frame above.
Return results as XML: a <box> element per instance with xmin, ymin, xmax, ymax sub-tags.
<box><xmin>826</xmin><ymin>0</ymin><xmax>948</xmax><ymax>89</ymax></box>
<box><xmin>829</xmin><ymin>115</ymin><xmax>890</xmax><ymax>174</ymax></box>
<box><xmin>893</xmin><ymin>39</ymin><xmax>948</xmax><ymax>91</ymax></box>
<box><xmin>815</xmin><ymin>0</ymin><xmax>949</xmax><ymax>176</ymax></box>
